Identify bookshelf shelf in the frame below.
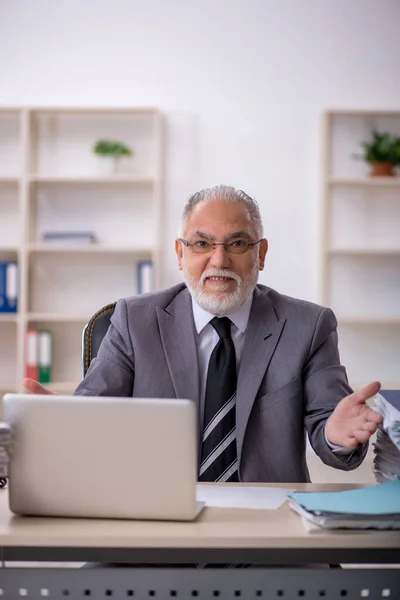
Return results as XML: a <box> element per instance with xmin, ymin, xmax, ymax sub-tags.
<box><xmin>27</xmin><ymin>313</ymin><xmax>91</xmax><ymax>323</ymax></box>
<box><xmin>0</xmin><ymin>178</ymin><xmax>19</xmax><ymax>186</ymax></box>
<box><xmin>0</xmin><ymin>246</ymin><xmax>19</xmax><ymax>254</ymax></box>
<box><xmin>30</xmin><ymin>107</ymin><xmax>158</xmax><ymax>116</ymax></box>
<box><xmin>29</xmin><ymin>175</ymin><xmax>155</xmax><ymax>185</ymax></box>
<box><xmin>0</xmin><ymin>106</ymin><xmax>164</xmax><ymax>387</ymax></box>
<box><xmin>328</xmin><ymin>177</ymin><xmax>400</xmax><ymax>187</ymax></box>
<box><xmin>321</xmin><ymin>110</ymin><xmax>400</xmax><ymax>391</ymax></box>
<box><xmin>329</xmin><ymin>249</ymin><xmax>400</xmax><ymax>256</ymax></box>
<box><xmin>338</xmin><ymin>317</ymin><xmax>400</xmax><ymax>325</ymax></box>
<box><xmin>45</xmin><ymin>381</ymin><xmax>80</xmax><ymax>393</ymax></box>
<box><xmin>27</xmin><ymin>244</ymin><xmax>154</xmax><ymax>255</ymax></box>
<box><xmin>0</xmin><ymin>315</ymin><xmax>19</xmax><ymax>323</ymax></box>
<box><xmin>0</xmin><ymin>383</ymin><xmax>17</xmax><ymax>392</ymax></box>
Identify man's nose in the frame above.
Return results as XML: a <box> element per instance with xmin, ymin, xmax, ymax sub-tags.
<box><xmin>208</xmin><ymin>245</ymin><xmax>230</xmax><ymax>269</ymax></box>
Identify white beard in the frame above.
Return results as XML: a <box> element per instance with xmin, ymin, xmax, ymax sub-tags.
<box><xmin>182</xmin><ymin>260</ymin><xmax>259</xmax><ymax>316</ymax></box>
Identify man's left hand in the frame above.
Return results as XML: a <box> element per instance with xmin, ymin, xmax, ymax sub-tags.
<box><xmin>325</xmin><ymin>381</ymin><xmax>383</xmax><ymax>449</ymax></box>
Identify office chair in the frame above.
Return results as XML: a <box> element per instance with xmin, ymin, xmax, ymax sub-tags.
<box><xmin>82</xmin><ymin>302</ymin><xmax>116</xmax><ymax>376</ymax></box>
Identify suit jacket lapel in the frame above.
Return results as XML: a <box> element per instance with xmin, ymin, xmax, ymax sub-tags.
<box><xmin>156</xmin><ymin>288</ymin><xmax>200</xmax><ymax>407</ymax></box>
<box><xmin>236</xmin><ymin>287</ymin><xmax>287</xmax><ymax>463</ymax></box>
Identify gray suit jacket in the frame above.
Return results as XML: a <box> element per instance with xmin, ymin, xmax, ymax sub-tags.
<box><xmin>75</xmin><ymin>283</ymin><xmax>368</xmax><ymax>482</ymax></box>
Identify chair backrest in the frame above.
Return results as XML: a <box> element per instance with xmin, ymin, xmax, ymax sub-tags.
<box><xmin>82</xmin><ymin>302</ymin><xmax>116</xmax><ymax>376</ymax></box>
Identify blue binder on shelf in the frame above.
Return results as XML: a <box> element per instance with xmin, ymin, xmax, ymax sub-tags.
<box><xmin>137</xmin><ymin>260</ymin><xmax>153</xmax><ymax>295</ymax></box>
<box><xmin>0</xmin><ymin>261</ymin><xmax>18</xmax><ymax>313</ymax></box>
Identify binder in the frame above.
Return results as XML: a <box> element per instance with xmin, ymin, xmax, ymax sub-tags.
<box><xmin>289</xmin><ymin>480</ymin><xmax>400</xmax><ymax>530</ymax></box>
<box><xmin>137</xmin><ymin>260</ymin><xmax>153</xmax><ymax>294</ymax></box>
<box><xmin>0</xmin><ymin>263</ymin><xmax>5</xmax><ymax>312</ymax></box>
<box><xmin>25</xmin><ymin>329</ymin><xmax>39</xmax><ymax>380</ymax></box>
<box><xmin>0</xmin><ymin>261</ymin><xmax>18</xmax><ymax>313</ymax></box>
<box><xmin>38</xmin><ymin>329</ymin><xmax>52</xmax><ymax>384</ymax></box>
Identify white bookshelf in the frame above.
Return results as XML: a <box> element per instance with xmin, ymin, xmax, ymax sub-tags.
<box><xmin>320</xmin><ymin>110</ymin><xmax>400</xmax><ymax>391</ymax></box>
<box><xmin>0</xmin><ymin>107</ymin><xmax>163</xmax><ymax>400</ymax></box>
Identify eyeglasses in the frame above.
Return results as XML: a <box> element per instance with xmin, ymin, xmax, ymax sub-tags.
<box><xmin>179</xmin><ymin>238</ymin><xmax>263</xmax><ymax>255</ymax></box>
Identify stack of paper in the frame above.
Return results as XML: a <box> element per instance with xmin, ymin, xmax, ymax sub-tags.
<box><xmin>372</xmin><ymin>390</ymin><xmax>400</xmax><ymax>483</ymax></box>
<box><xmin>197</xmin><ymin>484</ymin><xmax>292</xmax><ymax>510</ymax></box>
<box><xmin>288</xmin><ymin>480</ymin><xmax>400</xmax><ymax>530</ymax></box>
<box><xmin>0</xmin><ymin>422</ymin><xmax>11</xmax><ymax>479</ymax></box>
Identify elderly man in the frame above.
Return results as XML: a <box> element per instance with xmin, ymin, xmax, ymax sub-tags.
<box><xmin>24</xmin><ymin>185</ymin><xmax>382</xmax><ymax>483</ymax></box>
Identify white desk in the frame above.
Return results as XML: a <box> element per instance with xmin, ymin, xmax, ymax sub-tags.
<box><xmin>0</xmin><ymin>483</ymin><xmax>399</xmax><ymax>598</ymax></box>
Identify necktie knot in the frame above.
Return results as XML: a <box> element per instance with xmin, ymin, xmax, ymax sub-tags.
<box><xmin>211</xmin><ymin>317</ymin><xmax>232</xmax><ymax>339</ymax></box>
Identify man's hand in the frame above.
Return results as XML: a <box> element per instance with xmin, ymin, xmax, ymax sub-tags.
<box><xmin>22</xmin><ymin>378</ymin><xmax>56</xmax><ymax>395</ymax></box>
<box><xmin>325</xmin><ymin>381</ymin><xmax>383</xmax><ymax>449</ymax></box>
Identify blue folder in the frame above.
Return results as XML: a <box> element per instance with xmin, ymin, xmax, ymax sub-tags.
<box><xmin>288</xmin><ymin>480</ymin><xmax>400</xmax><ymax>515</ymax></box>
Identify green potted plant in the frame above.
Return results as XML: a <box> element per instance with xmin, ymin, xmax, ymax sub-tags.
<box><xmin>93</xmin><ymin>139</ymin><xmax>133</xmax><ymax>175</ymax></box>
<box><xmin>354</xmin><ymin>131</ymin><xmax>400</xmax><ymax>176</ymax></box>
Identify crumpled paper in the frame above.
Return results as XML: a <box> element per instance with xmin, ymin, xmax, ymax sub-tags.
<box><xmin>372</xmin><ymin>393</ymin><xmax>400</xmax><ymax>483</ymax></box>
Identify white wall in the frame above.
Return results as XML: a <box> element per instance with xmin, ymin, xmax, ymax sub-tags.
<box><xmin>1</xmin><ymin>0</ymin><xmax>400</xmax><ymax>300</ymax></box>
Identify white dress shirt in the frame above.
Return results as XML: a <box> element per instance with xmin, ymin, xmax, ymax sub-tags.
<box><xmin>191</xmin><ymin>293</ymin><xmax>253</xmax><ymax>412</ymax></box>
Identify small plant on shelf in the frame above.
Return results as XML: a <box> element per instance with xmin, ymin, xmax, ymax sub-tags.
<box><xmin>354</xmin><ymin>131</ymin><xmax>400</xmax><ymax>177</ymax></box>
<box><xmin>93</xmin><ymin>139</ymin><xmax>133</xmax><ymax>175</ymax></box>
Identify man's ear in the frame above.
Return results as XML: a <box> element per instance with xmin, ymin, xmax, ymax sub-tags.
<box><xmin>258</xmin><ymin>238</ymin><xmax>268</xmax><ymax>271</ymax></box>
<box><xmin>175</xmin><ymin>238</ymin><xmax>183</xmax><ymax>271</ymax></box>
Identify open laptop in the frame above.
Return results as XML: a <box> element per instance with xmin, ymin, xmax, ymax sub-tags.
<box><xmin>3</xmin><ymin>394</ymin><xmax>203</xmax><ymax>521</ymax></box>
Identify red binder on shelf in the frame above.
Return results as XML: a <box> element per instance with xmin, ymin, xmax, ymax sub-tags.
<box><xmin>25</xmin><ymin>329</ymin><xmax>39</xmax><ymax>380</ymax></box>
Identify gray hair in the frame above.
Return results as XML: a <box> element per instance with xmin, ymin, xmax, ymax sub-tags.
<box><xmin>181</xmin><ymin>184</ymin><xmax>264</xmax><ymax>238</ymax></box>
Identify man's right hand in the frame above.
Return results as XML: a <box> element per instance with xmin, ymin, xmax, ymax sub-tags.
<box><xmin>22</xmin><ymin>378</ymin><xmax>56</xmax><ymax>395</ymax></box>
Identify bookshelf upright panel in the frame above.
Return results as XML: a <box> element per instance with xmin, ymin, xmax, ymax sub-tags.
<box><xmin>0</xmin><ymin>110</ymin><xmax>23</xmax><ymax>401</ymax></box>
<box><xmin>0</xmin><ymin>109</ymin><xmax>21</xmax><ymax>178</ymax></box>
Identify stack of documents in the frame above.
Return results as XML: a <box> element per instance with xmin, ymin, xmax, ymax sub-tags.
<box><xmin>288</xmin><ymin>480</ymin><xmax>400</xmax><ymax>530</ymax></box>
<box><xmin>0</xmin><ymin>422</ymin><xmax>11</xmax><ymax>478</ymax></box>
<box><xmin>374</xmin><ymin>429</ymin><xmax>400</xmax><ymax>483</ymax></box>
<box><xmin>373</xmin><ymin>390</ymin><xmax>400</xmax><ymax>483</ymax></box>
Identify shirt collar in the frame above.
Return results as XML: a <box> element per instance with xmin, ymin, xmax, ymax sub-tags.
<box><xmin>192</xmin><ymin>292</ymin><xmax>254</xmax><ymax>335</ymax></box>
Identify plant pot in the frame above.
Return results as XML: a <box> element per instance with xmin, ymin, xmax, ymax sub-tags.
<box><xmin>97</xmin><ymin>156</ymin><xmax>120</xmax><ymax>176</ymax></box>
<box><xmin>369</xmin><ymin>162</ymin><xmax>395</xmax><ymax>177</ymax></box>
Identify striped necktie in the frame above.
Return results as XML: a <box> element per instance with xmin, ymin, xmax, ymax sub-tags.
<box><xmin>199</xmin><ymin>317</ymin><xmax>238</xmax><ymax>482</ymax></box>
